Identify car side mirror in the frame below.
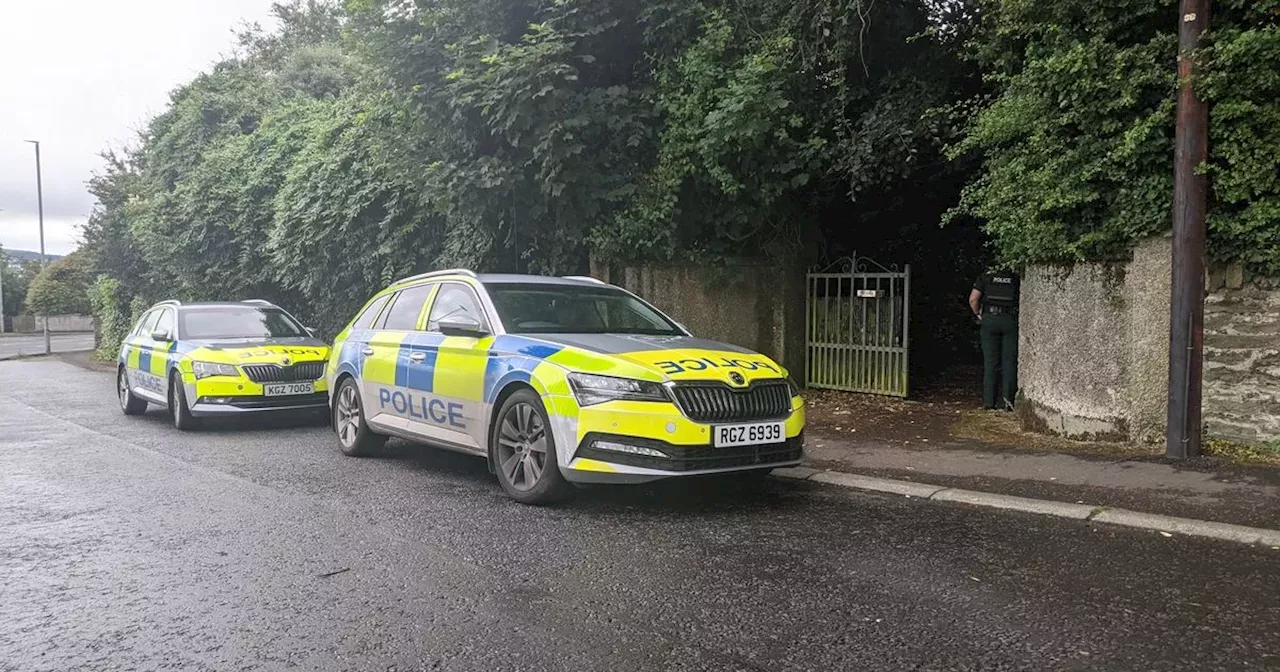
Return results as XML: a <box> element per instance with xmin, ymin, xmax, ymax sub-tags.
<box><xmin>151</xmin><ymin>329</ymin><xmax>174</xmax><ymax>342</ymax></box>
<box><xmin>438</xmin><ymin>315</ymin><xmax>488</xmax><ymax>338</ymax></box>
<box><xmin>304</xmin><ymin>326</ymin><xmax>318</xmax><ymax>337</ymax></box>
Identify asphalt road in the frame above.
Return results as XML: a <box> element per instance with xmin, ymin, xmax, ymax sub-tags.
<box><xmin>0</xmin><ymin>333</ymin><xmax>95</xmax><ymax>360</ymax></box>
<box><xmin>2</xmin><ymin>360</ymin><xmax>1277</xmax><ymax>672</ymax></box>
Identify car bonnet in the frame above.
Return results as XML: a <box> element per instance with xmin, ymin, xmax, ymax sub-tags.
<box><xmin>182</xmin><ymin>337</ymin><xmax>329</xmax><ymax>365</ymax></box>
<box><xmin>528</xmin><ymin>334</ymin><xmax>786</xmax><ymax>385</ymax></box>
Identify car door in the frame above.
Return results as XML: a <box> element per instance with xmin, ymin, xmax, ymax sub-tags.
<box><xmin>336</xmin><ymin>293</ymin><xmax>391</xmax><ymax>380</ymax></box>
<box><xmin>123</xmin><ymin>310</ymin><xmax>154</xmax><ymax>373</ymax></box>
<box><xmin>147</xmin><ymin>308</ymin><xmax>178</xmax><ymax>399</ymax></box>
<box><xmin>421</xmin><ymin>282</ymin><xmax>494</xmax><ymax>450</ymax></box>
<box><xmin>126</xmin><ymin>310</ymin><xmax>165</xmax><ymax>401</ymax></box>
<box><xmin>361</xmin><ymin>283</ymin><xmax>436</xmax><ymax>433</ymax></box>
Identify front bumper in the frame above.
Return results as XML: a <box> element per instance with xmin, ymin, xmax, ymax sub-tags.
<box><xmin>184</xmin><ymin>371</ymin><xmax>329</xmax><ymax>417</ymax></box>
<box><xmin>552</xmin><ymin>396</ymin><xmax>807</xmax><ymax>484</ymax></box>
<box><xmin>188</xmin><ymin>391</ymin><xmax>329</xmax><ymax>416</ymax></box>
<box><xmin>575</xmin><ymin>431</ymin><xmax>803</xmax><ymax>473</ymax></box>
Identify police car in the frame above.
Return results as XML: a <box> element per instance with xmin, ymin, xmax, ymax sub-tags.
<box><xmin>327</xmin><ymin>270</ymin><xmax>805</xmax><ymax>504</ymax></box>
<box><xmin>118</xmin><ymin>300</ymin><xmax>330</xmax><ymax>429</ymax></box>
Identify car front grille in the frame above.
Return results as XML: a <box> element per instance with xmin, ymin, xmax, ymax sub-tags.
<box><xmin>241</xmin><ymin>362</ymin><xmax>326</xmax><ymax>383</ymax></box>
<box><xmin>670</xmin><ymin>380</ymin><xmax>793</xmax><ymax>423</ymax></box>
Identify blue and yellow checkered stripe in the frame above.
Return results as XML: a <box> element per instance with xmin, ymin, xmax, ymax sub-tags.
<box><xmin>342</xmin><ymin>333</ymin><xmax>573</xmax><ymax>403</ymax></box>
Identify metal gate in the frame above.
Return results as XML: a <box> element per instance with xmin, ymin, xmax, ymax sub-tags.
<box><xmin>805</xmin><ymin>255</ymin><xmax>910</xmax><ymax>397</ymax></box>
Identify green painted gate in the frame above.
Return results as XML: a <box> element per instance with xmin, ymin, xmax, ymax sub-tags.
<box><xmin>805</xmin><ymin>256</ymin><xmax>910</xmax><ymax>397</ymax></box>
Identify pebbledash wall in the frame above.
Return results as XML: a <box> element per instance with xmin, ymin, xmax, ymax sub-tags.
<box><xmin>589</xmin><ymin>257</ymin><xmax>807</xmax><ymax>374</ymax></box>
<box><xmin>1018</xmin><ymin>236</ymin><xmax>1280</xmax><ymax>446</ymax></box>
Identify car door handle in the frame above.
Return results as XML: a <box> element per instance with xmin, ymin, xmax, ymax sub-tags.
<box><xmin>362</xmin><ymin>347</ymin><xmax>375</xmax><ymax>356</ymax></box>
<box><xmin>409</xmin><ymin>351</ymin><xmax>427</xmax><ymax>362</ymax></box>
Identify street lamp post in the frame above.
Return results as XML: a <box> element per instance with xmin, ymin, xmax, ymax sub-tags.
<box><xmin>24</xmin><ymin>140</ymin><xmax>50</xmax><ymax>355</ymax></box>
<box><xmin>0</xmin><ymin>208</ymin><xmax>5</xmax><ymax>334</ymax></box>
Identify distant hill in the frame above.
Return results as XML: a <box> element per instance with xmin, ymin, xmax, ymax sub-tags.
<box><xmin>2</xmin><ymin>249</ymin><xmax>63</xmax><ymax>265</ymax></box>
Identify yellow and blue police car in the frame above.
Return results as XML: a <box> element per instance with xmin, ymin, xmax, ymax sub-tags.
<box><xmin>118</xmin><ymin>300</ymin><xmax>330</xmax><ymax>430</ymax></box>
<box><xmin>327</xmin><ymin>270</ymin><xmax>805</xmax><ymax>504</ymax></box>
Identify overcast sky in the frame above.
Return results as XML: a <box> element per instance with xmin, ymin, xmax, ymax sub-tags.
<box><xmin>0</xmin><ymin>0</ymin><xmax>279</xmax><ymax>256</ymax></box>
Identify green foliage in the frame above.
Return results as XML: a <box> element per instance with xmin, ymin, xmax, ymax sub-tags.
<box><xmin>268</xmin><ymin>93</ymin><xmax>440</xmax><ymax>334</ymax></box>
<box><xmin>25</xmin><ymin>251</ymin><xmax>93</xmax><ymax>316</ymax></box>
<box><xmin>71</xmin><ymin>0</ymin><xmax>982</xmax><ymax>343</ymax></box>
<box><xmin>84</xmin><ymin>0</ymin><xmax>665</xmax><ymax>336</ymax></box>
<box><xmin>1</xmin><ymin>248</ymin><xmax>39</xmax><ymax>317</ymax></box>
<box><xmin>349</xmin><ymin>0</ymin><xmax>657</xmax><ymax>274</ymax></box>
<box><xmin>602</xmin><ymin>0</ymin><xmax>970</xmax><ymax>262</ymax></box>
<box><xmin>1201</xmin><ymin>0</ymin><xmax>1280</xmax><ymax>275</ymax></box>
<box><xmin>951</xmin><ymin>0</ymin><xmax>1280</xmax><ymax>272</ymax></box>
<box><xmin>1204</xmin><ymin>437</ymin><xmax>1280</xmax><ymax>465</ymax></box>
<box><xmin>85</xmin><ymin>0</ymin><xmax>1280</xmax><ymax>346</ymax></box>
<box><xmin>87</xmin><ymin>275</ymin><xmax>130</xmax><ymax>360</ymax></box>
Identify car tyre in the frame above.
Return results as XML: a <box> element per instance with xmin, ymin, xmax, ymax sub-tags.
<box><xmin>333</xmin><ymin>378</ymin><xmax>385</xmax><ymax>457</ymax></box>
<box><xmin>169</xmin><ymin>372</ymin><xmax>200</xmax><ymax>431</ymax></box>
<box><xmin>492</xmin><ymin>389</ymin><xmax>572</xmax><ymax>505</ymax></box>
<box><xmin>118</xmin><ymin>367</ymin><xmax>147</xmax><ymax>416</ymax></box>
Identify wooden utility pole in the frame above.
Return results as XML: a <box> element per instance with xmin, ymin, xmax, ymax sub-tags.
<box><xmin>1166</xmin><ymin>0</ymin><xmax>1210</xmax><ymax>459</ymax></box>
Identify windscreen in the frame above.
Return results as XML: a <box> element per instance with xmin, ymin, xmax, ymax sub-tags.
<box><xmin>485</xmin><ymin>283</ymin><xmax>682</xmax><ymax>336</ymax></box>
<box><xmin>180</xmin><ymin>306</ymin><xmax>307</xmax><ymax>340</ymax></box>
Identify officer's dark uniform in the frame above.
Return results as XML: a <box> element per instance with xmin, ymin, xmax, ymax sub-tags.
<box><xmin>973</xmin><ymin>270</ymin><xmax>1020</xmax><ymax>409</ymax></box>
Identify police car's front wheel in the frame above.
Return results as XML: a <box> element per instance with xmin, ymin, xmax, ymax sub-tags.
<box><xmin>169</xmin><ymin>373</ymin><xmax>199</xmax><ymax>431</ymax></box>
<box><xmin>334</xmin><ymin>378</ymin><xmax>385</xmax><ymax>457</ymax></box>
<box><xmin>118</xmin><ymin>368</ymin><xmax>147</xmax><ymax>416</ymax></box>
<box><xmin>492</xmin><ymin>389</ymin><xmax>572</xmax><ymax>505</ymax></box>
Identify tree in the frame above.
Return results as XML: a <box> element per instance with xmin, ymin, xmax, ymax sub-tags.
<box><xmin>348</xmin><ymin>0</ymin><xmax>657</xmax><ymax>273</ymax></box>
<box><xmin>1</xmin><ymin>248</ymin><xmax>39</xmax><ymax>317</ymax></box>
<box><xmin>948</xmin><ymin>0</ymin><xmax>1280</xmax><ymax>273</ymax></box>
<box><xmin>77</xmin><ymin>0</ymin><xmax>980</xmax><ymax>347</ymax></box>
<box><xmin>25</xmin><ymin>251</ymin><xmax>93</xmax><ymax>316</ymax></box>
<box><xmin>1</xmin><ymin>248</ymin><xmax>33</xmax><ymax>317</ymax></box>
<box><xmin>604</xmin><ymin>0</ymin><xmax>972</xmax><ymax>263</ymax></box>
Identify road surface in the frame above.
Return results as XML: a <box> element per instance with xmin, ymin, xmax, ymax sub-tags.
<box><xmin>0</xmin><ymin>332</ymin><xmax>94</xmax><ymax>360</ymax></box>
<box><xmin>1</xmin><ymin>359</ymin><xmax>1277</xmax><ymax>671</ymax></box>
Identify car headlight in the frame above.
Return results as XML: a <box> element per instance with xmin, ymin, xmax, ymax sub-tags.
<box><xmin>192</xmin><ymin>361</ymin><xmax>240</xmax><ymax>379</ymax></box>
<box><xmin>568</xmin><ymin>373</ymin><xmax>669</xmax><ymax>406</ymax></box>
<box><xmin>785</xmin><ymin>374</ymin><xmax>802</xmax><ymax>397</ymax></box>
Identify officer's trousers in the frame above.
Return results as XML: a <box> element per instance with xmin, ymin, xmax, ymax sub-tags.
<box><xmin>980</xmin><ymin>312</ymin><xmax>1018</xmax><ymax>409</ymax></box>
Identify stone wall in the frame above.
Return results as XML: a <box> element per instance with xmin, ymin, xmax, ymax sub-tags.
<box><xmin>1017</xmin><ymin>237</ymin><xmax>1171</xmax><ymax>442</ymax></box>
<box><xmin>1204</xmin><ymin>269</ymin><xmax>1280</xmax><ymax>445</ymax></box>
<box><xmin>1020</xmin><ymin>236</ymin><xmax>1280</xmax><ymax>446</ymax></box>
<box><xmin>11</xmin><ymin>314</ymin><xmax>95</xmax><ymax>333</ymax></box>
<box><xmin>590</xmin><ymin>258</ymin><xmax>806</xmax><ymax>372</ymax></box>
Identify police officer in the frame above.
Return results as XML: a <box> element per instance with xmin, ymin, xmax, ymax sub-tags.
<box><xmin>970</xmin><ymin>268</ymin><xmax>1020</xmax><ymax>410</ymax></box>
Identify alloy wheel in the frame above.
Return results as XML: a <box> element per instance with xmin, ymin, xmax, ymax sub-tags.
<box><xmin>496</xmin><ymin>402</ymin><xmax>548</xmax><ymax>492</ymax></box>
<box><xmin>336</xmin><ymin>385</ymin><xmax>361</xmax><ymax>448</ymax></box>
<box><xmin>118</xmin><ymin>371</ymin><xmax>129</xmax><ymax>410</ymax></box>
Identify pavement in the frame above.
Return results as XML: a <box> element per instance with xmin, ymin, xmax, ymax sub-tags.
<box><xmin>3</xmin><ymin>359</ymin><xmax>1280</xmax><ymax>671</ymax></box>
<box><xmin>804</xmin><ymin>434</ymin><xmax>1280</xmax><ymax>531</ymax></box>
<box><xmin>0</xmin><ymin>332</ymin><xmax>95</xmax><ymax>360</ymax></box>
